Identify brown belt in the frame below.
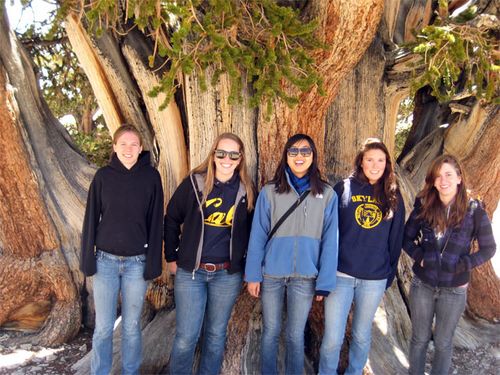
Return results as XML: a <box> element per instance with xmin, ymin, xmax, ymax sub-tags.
<box><xmin>198</xmin><ymin>262</ymin><xmax>230</xmax><ymax>272</ymax></box>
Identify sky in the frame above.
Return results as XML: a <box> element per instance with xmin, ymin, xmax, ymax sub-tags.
<box><xmin>6</xmin><ymin>0</ymin><xmax>77</xmax><ymax>125</ymax></box>
<box><xmin>6</xmin><ymin>0</ymin><xmax>56</xmax><ymax>33</ymax></box>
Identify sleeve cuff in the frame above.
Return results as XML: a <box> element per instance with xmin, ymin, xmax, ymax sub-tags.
<box><xmin>456</xmin><ymin>256</ymin><xmax>471</xmax><ymax>273</ymax></box>
<box><xmin>315</xmin><ymin>290</ymin><xmax>330</xmax><ymax>297</ymax></box>
<box><xmin>165</xmin><ymin>254</ymin><xmax>178</xmax><ymax>262</ymax></box>
<box><xmin>412</xmin><ymin>248</ymin><xmax>424</xmax><ymax>263</ymax></box>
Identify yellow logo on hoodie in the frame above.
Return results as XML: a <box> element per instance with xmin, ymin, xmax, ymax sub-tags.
<box><xmin>355</xmin><ymin>203</ymin><xmax>382</xmax><ymax>229</ymax></box>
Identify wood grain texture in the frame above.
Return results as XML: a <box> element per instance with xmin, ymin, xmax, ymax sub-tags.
<box><xmin>182</xmin><ymin>67</ymin><xmax>258</xmax><ymax>181</ymax></box>
<box><xmin>122</xmin><ymin>42</ymin><xmax>188</xmax><ymax>200</ymax></box>
<box><xmin>65</xmin><ymin>14</ymin><xmax>124</xmax><ymax>134</ymax></box>
<box><xmin>324</xmin><ymin>35</ymin><xmax>387</xmax><ymax>183</ymax></box>
<box><xmin>0</xmin><ymin>10</ymin><xmax>87</xmax><ymax>344</ymax></box>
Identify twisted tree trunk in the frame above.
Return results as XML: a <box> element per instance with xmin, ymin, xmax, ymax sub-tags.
<box><xmin>0</xmin><ymin>1</ymin><xmax>497</xmax><ymax>374</ymax></box>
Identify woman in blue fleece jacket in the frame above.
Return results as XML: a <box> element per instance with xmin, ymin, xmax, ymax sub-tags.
<box><xmin>319</xmin><ymin>138</ymin><xmax>405</xmax><ymax>375</ymax></box>
<box><xmin>245</xmin><ymin>133</ymin><xmax>338</xmax><ymax>375</ymax></box>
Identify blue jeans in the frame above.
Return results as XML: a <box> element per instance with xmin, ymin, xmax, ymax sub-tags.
<box><xmin>91</xmin><ymin>250</ymin><xmax>148</xmax><ymax>375</ymax></box>
<box><xmin>408</xmin><ymin>276</ymin><xmax>467</xmax><ymax>375</ymax></box>
<box><xmin>169</xmin><ymin>267</ymin><xmax>242</xmax><ymax>375</ymax></box>
<box><xmin>260</xmin><ymin>276</ymin><xmax>315</xmax><ymax>375</ymax></box>
<box><xmin>319</xmin><ymin>276</ymin><xmax>386</xmax><ymax>375</ymax></box>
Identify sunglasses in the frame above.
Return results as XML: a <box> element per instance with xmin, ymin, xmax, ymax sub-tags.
<box><xmin>287</xmin><ymin>147</ymin><xmax>312</xmax><ymax>157</ymax></box>
<box><xmin>214</xmin><ymin>149</ymin><xmax>241</xmax><ymax>161</ymax></box>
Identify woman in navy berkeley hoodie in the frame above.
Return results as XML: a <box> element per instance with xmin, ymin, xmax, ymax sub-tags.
<box><xmin>245</xmin><ymin>133</ymin><xmax>338</xmax><ymax>375</ymax></box>
<box><xmin>319</xmin><ymin>138</ymin><xmax>405</xmax><ymax>375</ymax></box>
<box><xmin>81</xmin><ymin>124</ymin><xmax>164</xmax><ymax>375</ymax></box>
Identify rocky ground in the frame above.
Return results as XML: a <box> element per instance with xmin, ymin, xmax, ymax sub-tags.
<box><xmin>0</xmin><ymin>329</ymin><xmax>498</xmax><ymax>374</ymax></box>
<box><xmin>0</xmin><ymin>329</ymin><xmax>91</xmax><ymax>375</ymax></box>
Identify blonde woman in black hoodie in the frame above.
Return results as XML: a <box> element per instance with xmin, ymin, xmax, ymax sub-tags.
<box><xmin>164</xmin><ymin>133</ymin><xmax>254</xmax><ymax>375</ymax></box>
<box><xmin>81</xmin><ymin>124</ymin><xmax>164</xmax><ymax>375</ymax></box>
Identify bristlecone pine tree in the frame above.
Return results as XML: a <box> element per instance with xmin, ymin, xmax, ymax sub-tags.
<box><xmin>0</xmin><ymin>1</ymin><xmax>497</xmax><ymax>374</ymax></box>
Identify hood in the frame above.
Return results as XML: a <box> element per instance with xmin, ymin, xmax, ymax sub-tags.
<box><xmin>350</xmin><ymin>174</ymin><xmax>373</xmax><ymax>189</ymax></box>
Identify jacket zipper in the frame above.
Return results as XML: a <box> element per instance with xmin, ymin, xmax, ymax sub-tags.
<box><xmin>229</xmin><ymin>183</ymin><xmax>246</xmax><ymax>266</ymax></box>
<box><xmin>439</xmin><ymin>206</ymin><xmax>453</xmax><ymax>264</ymax></box>
<box><xmin>293</xmin><ymin>192</ymin><xmax>302</xmax><ymax>274</ymax></box>
<box><xmin>191</xmin><ymin>174</ymin><xmax>205</xmax><ymax>280</ymax></box>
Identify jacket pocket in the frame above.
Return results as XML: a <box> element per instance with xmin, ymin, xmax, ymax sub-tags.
<box><xmin>410</xmin><ymin>275</ymin><xmax>423</xmax><ymax>287</ymax></box>
<box><xmin>420</xmin><ymin>247</ymin><xmax>439</xmax><ymax>271</ymax></box>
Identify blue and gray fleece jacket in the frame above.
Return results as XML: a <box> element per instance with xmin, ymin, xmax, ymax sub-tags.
<box><xmin>244</xmin><ymin>175</ymin><xmax>339</xmax><ymax>295</ymax></box>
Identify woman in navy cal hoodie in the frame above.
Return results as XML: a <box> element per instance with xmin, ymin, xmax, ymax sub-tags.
<box><xmin>164</xmin><ymin>133</ymin><xmax>254</xmax><ymax>375</ymax></box>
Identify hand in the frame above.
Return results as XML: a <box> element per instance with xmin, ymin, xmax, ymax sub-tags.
<box><xmin>315</xmin><ymin>295</ymin><xmax>324</xmax><ymax>302</ymax></box>
<box><xmin>247</xmin><ymin>282</ymin><xmax>261</xmax><ymax>298</ymax></box>
<box><xmin>167</xmin><ymin>261</ymin><xmax>178</xmax><ymax>275</ymax></box>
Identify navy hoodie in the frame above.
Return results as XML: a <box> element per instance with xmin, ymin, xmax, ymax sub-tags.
<box><xmin>334</xmin><ymin>176</ymin><xmax>405</xmax><ymax>288</ymax></box>
<box><xmin>80</xmin><ymin>151</ymin><xmax>164</xmax><ymax>280</ymax></box>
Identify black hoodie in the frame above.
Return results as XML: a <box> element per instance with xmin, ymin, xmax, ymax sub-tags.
<box><xmin>80</xmin><ymin>151</ymin><xmax>164</xmax><ymax>280</ymax></box>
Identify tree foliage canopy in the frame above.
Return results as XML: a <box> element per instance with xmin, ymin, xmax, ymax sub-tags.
<box><xmin>82</xmin><ymin>0</ymin><xmax>324</xmax><ymax>112</ymax></box>
<box><xmin>408</xmin><ymin>2</ymin><xmax>499</xmax><ymax>103</ymax></box>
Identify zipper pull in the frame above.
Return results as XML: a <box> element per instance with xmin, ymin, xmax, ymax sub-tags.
<box><xmin>192</xmin><ymin>270</ymin><xmax>195</xmax><ymax>280</ymax></box>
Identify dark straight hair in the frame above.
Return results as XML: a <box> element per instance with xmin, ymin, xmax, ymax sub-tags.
<box><xmin>270</xmin><ymin>133</ymin><xmax>327</xmax><ymax>196</ymax></box>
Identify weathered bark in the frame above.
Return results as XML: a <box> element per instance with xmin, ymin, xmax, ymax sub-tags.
<box><xmin>79</xmin><ymin>97</ymin><xmax>95</xmax><ymax>134</ymax></box>
<box><xmin>182</xmin><ymin>68</ymin><xmax>258</xmax><ymax>179</ymax></box>
<box><xmin>324</xmin><ymin>34</ymin><xmax>388</xmax><ymax>183</ymax></box>
<box><xmin>65</xmin><ymin>14</ymin><xmax>124</xmax><ymax>134</ymax></box>
<box><xmin>0</xmin><ymin>10</ymin><xmax>92</xmax><ymax>345</ymax></box>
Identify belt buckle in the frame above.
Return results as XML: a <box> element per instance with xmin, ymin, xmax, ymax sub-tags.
<box><xmin>204</xmin><ymin>263</ymin><xmax>217</xmax><ymax>272</ymax></box>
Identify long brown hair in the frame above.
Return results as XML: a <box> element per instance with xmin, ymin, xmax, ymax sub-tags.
<box><xmin>270</xmin><ymin>134</ymin><xmax>327</xmax><ymax>196</ymax></box>
<box><xmin>191</xmin><ymin>133</ymin><xmax>255</xmax><ymax>211</ymax></box>
<box><xmin>353</xmin><ymin>138</ymin><xmax>399</xmax><ymax>219</ymax></box>
<box><xmin>417</xmin><ymin>154</ymin><xmax>468</xmax><ymax>231</ymax></box>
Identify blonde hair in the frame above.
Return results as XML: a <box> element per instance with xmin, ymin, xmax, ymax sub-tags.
<box><xmin>192</xmin><ymin>133</ymin><xmax>255</xmax><ymax>210</ymax></box>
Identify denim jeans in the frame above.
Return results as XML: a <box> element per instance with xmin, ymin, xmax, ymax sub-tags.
<box><xmin>91</xmin><ymin>250</ymin><xmax>148</xmax><ymax>375</ymax></box>
<box><xmin>260</xmin><ymin>276</ymin><xmax>315</xmax><ymax>375</ymax></box>
<box><xmin>408</xmin><ymin>276</ymin><xmax>467</xmax><ymax>375</ymax></box>
<box><xmin>169</xmin><ymin>267</ymin><xmax>242</xmax><ymax>375</ymax></box>
<box><xmin>319</xmin><ymin>276</ymin><xmax>386</xmax><ymax>375</ymax></box>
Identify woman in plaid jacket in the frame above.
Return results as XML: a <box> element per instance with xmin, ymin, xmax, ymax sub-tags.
<box><xmin>403</xmin><ymin>154</ymin><xmax>496</xmax><ymax>375</ymax></box>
